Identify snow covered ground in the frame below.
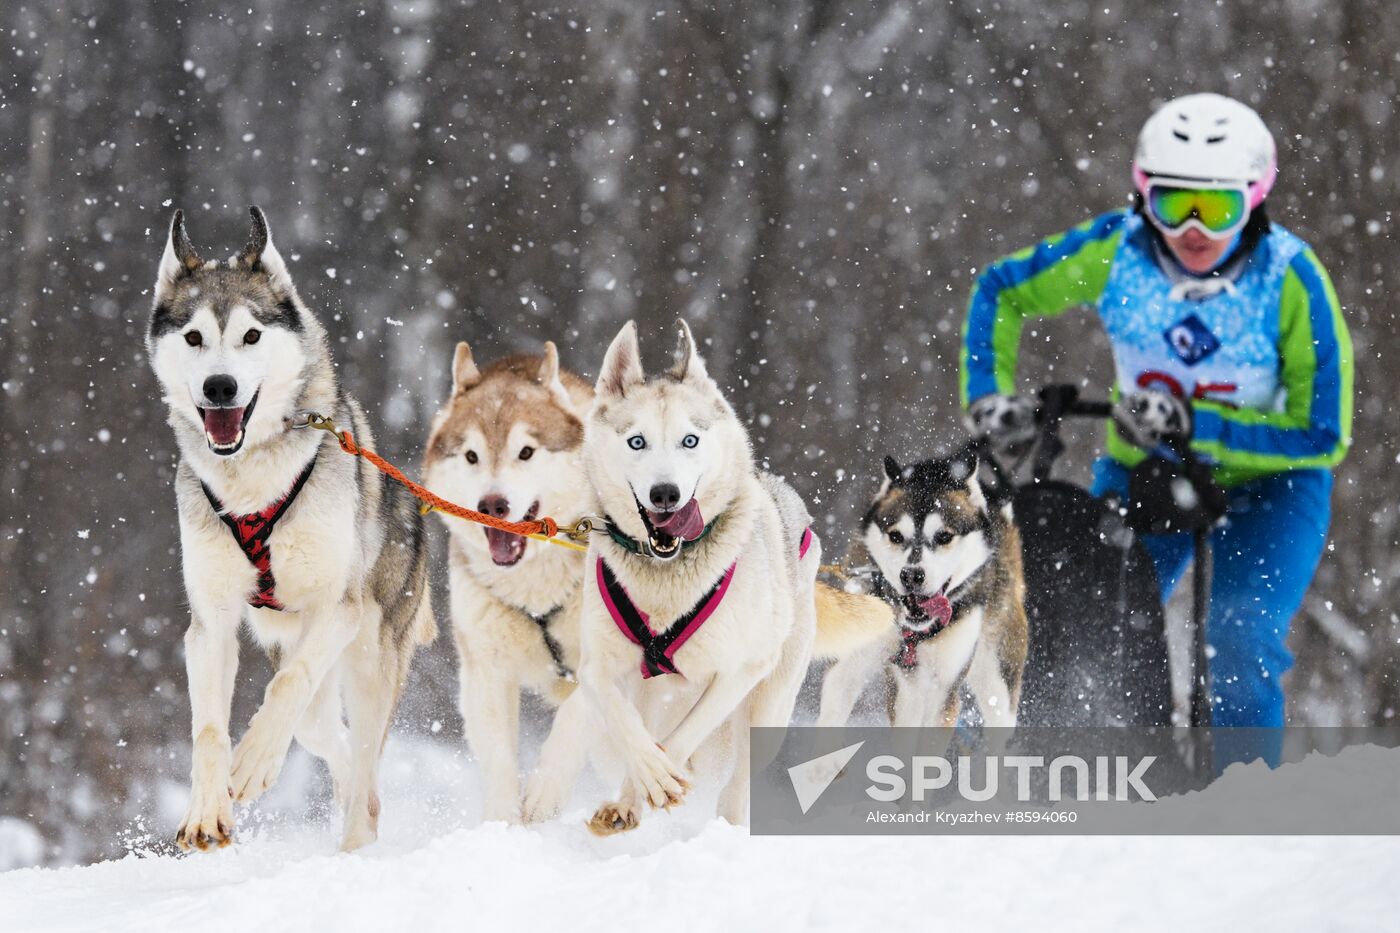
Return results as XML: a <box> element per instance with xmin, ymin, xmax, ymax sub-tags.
<box><xmin>3</xmin><ymin>736</ymin><xmax>1398</xmax><ymax>932</ymax></box>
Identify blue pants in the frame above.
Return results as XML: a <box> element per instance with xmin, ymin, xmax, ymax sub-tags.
<box><xmin>1090</xmin><ymin>459</ymin><xmax>1332</xmax><ymax>728</ymax></box>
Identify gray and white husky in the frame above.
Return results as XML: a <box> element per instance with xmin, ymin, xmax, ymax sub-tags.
<box><xmin>815</xmin><ymin>451</ymin><xmax>1029</xmax><ymax>730</ymax></box>
<box><xmin>422</xmin><ymin>341</ymin><xmax>594</xmax><ymax>822</ymax></box>
<box><xmin>523</xmin><ymin>320</ymin><xmax>889</xmax><ymax>833</ymax></box>
<box><xmin>147</xmin><ymin>207</ymin><xmax>435</xmax><ymax>852</ymax></box>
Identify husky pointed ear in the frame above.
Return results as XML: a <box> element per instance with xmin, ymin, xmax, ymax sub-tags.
<box><xmin>951</xmin><ymin>448</ymin><xmax>987</xmax><ymax>510</ymax></box>
<box><xmin>237</xmin><ymin>206</ymin><xmax>269</xmax><ymax>269</ymax></box>
<box><xmin>239</xmin><ymin>206</ymin><xmax>294</xmax><ymax>293</ymax></box>
<box><xmin>966</xmin><ymin>470</ymin><xmax>988</xmax><ymax>512</ymax></box>
<box><xmin>452</xmin><ymin>341</ymin><xmax>481</xmax><ymax>394</ymax></box>
<box><xmin>877</xmin><ymin>455</ymin><xmax>902</xmax><ymax>496</ymax></box>
<box><xmin>157</xmin><ymin>209</ymin><xmax>201</xmax><ymax>295</ymax></box>
<box><xmin>538</xmin><ymin>341</ymin><xmax>577</xmax><ymax>413</ymax></box>
<box><xmin>668</xmin><ymin>318</ymin><xmax>710</xmax><ymax>384</ymax></box>
<box><xmin>538</xmin><ymin>340</ymin><xmax>561</xmax><ymax>385</ymax></box>
<box><xmin>597</xmin><ymin>320</ymin><xmax>644</xmax><ymax>398</ymax></box>
<box><xmin>950</xmin><ymin>446</ymin><xmax>978</xmax><ymax>484</ymax></box>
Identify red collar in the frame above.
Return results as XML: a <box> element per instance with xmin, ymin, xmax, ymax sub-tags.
<box><xmin>891</xmin><ymin>623</ymin><xmax>944</xmax><ymax>670</ymax></box>
<box><xmin>201</xmin><ymin>456</ymin><xmax>317</xmax><ymax>610</ymax></box>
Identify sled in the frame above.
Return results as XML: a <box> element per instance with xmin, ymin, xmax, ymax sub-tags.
<box><xmin>982</xmin><ymin>385</ymin><xmax>1226</xmax><ymax>729</ymax></box>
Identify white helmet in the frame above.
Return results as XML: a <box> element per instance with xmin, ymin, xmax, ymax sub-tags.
<box><xmin>1133</xmin><ymin>93</ymin><xmax>1276</xmax><ymax>208</ymax></box>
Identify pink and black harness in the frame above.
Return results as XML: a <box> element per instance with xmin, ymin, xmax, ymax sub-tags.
<box><xmin>201</xmin><ymin>457</ymin><xmax>317</xmax><ymax>611</ymax></box>
<box><xmin>600</xmin><ymin>527</ymin><xmax>814</xmax><ymax>678</ymax></box>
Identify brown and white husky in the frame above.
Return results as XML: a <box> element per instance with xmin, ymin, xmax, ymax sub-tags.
<box><xmin>422</xmin><ymin>341</ymin><xmax>595</xmax><ymax>822</ymax></box>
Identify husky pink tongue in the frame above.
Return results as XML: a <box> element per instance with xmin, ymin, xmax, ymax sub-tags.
<box><xmin>917</xmin><ymin>592</ymin><xmax>953</xmax><ymax>628</ymax></box>
<box><xmin>649</xmin><ymin>498</ymin><xmax>705</xmax><ymax>541</ymax></box>
<box><xmin>484</xmin><ymin>528</ymin><xmax>526</xmax><ymax>566</ymax></box>
<box><xmin>202</xmin><ymin>407</ymin><xmax>245</xmax><ymax>446</ymax></box>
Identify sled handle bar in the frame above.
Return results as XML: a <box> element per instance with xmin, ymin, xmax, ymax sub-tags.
<box><xmin>972</xmin><ymin>384</ymin><xmax>1205</xmax><ymax>490</ymax></box>
<box><xmin>1027</xmin><ymin>384</ymin><xmax>1205</xmax><ymax>482</ymax></box>
<box><xmin>1056</xmin><ymin>399</ymin><xmax>1112</xmax><ymax>419</ymax></box>
<box><xmin>1029</xmin><ymin>385</ymin><xmax>1105</xmax><ymax>482</ymax></box>
<box><xmin>1034</xmin><ymin>383</ymin><xmax>1110</xmax><ymax>424</ymax></box>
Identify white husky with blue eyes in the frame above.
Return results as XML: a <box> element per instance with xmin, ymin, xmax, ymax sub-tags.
<box><xmin>522</xmin><ymin>319</ymin><xmax>890</xmax><ymax>833</ymax></box>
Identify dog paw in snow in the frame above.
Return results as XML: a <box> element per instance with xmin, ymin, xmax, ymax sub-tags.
<box><xmin>587</xmin><ymin>802</ymin><xmax>641</xmax><ymax>836</ymax></box>
<box><xmin>175</xmin><ymin>783</ymin><xmax>234</xmax><ymax>852</ymax></box>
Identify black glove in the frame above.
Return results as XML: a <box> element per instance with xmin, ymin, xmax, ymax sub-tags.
<box><xmin>964</xmin><ymin>394</ymin><xmax>1038</xmax><ymax>454</ymax></box>
<box><xmin>1113</xmin><ymin>390</ymin><xmax>1192</xmax><ymax>450</ymax></box>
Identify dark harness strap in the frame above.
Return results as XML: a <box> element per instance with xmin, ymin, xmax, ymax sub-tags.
<box><xmin>201</xmin><ymin>456</ymin><xmax>317</xmax><ymax>611</ymax></box>
<box><xmin>597</xmin><ymin>557</ymin><xmax>736</xmax><ymax>678</ymax></box>
<box><xmin>526</xmin><ymin>604</ymin><xmax>575</xmax><ymax>682</ymax></box>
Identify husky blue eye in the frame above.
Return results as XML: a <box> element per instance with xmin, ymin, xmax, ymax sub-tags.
<box><xmin>627</xmin><ymin>435</ymin><xmax>646</xmax><ymax>450</ymax></box>
<box><xmin>681</xmin><ymin>433</ymin><xmax>699</xmax><ymax>449</ymax></box>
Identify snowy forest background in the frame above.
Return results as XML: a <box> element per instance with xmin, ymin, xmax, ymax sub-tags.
<box><xmin>1</xmin><ymin>0</ymin><xmax>1395</xmax><ymax>866</ymax></box>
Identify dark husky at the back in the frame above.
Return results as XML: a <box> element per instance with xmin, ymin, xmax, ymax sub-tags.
<box><xmin>814</xmin><ymin>448</ymin><xmax>1028</xmax><ymax>730</ymax></box>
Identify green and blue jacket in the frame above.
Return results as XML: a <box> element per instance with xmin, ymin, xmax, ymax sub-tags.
<box><xmin>960</xmin><ymin>209</ymin><xmax>1353</xmax><ymax>486</ymax></box>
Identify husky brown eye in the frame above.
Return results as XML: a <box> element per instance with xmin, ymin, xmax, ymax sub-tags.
<box><xmin>519</xmin><ymin>446</ymin><xmax>534</xmax><ymax>461</ymax></box>
<box><xmin>888</xmin><ymin>530</ymin><xmax>905</xmax><ymax>545</ymax></box>
<box><xmin>184</xmin><ymin>331</ymin><xmax>203</xmax><ymax>348</ymax></box>
<box><xmin>465</xmin><ymin>450</ymin><xmax>478</xmax><ymax>464</ymax></box>
<box><xmin>244</xmin><ymin>328</ymin><xmax>261</xmax><ymax>345</ymax></box>
<box><xmin>932</xmin><ymin>531</ymin><xmax>955</xmax><ymax>547</ymax></box>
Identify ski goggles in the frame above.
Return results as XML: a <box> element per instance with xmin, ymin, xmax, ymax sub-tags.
<box><xmin>1144</xmin><ymin>179</ymin><xmax>1251</xmax><ymax>240</ymax></box>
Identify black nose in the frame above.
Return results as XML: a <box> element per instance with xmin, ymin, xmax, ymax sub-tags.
<box><xmin>478</xmin><ymin>495</ymin><xmax>510</xmax><ymax>519</ymax></box>
<box><xmin>900</xmin><ymin>566</ymin><xmax>925</xmax><ymax>590</ymax></box>
<box><xmin>649</xmin><ymin>483</ymin><xmax>682</xmax><ymax>511</ymax></box>
<box><xmin>203</xmin><ymin>374</ymin><xmax>238</xmax><ymax>406</ymax></box>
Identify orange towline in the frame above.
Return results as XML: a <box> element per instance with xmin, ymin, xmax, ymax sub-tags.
<box><xmin>295</xmin><ymin>412</ymin><xmax>591</xmax><ymax>551</ymax></box>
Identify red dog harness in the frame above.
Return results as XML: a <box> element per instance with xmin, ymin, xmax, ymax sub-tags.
<box><xmin>201</xmin><ymin>457</ymin><xmax>316</xmax><ymax>611</ymax></box>
<box><xmin>600</xmin><ymin>526</ymin><xmax>815</xmax><ymax>678</ymax></box>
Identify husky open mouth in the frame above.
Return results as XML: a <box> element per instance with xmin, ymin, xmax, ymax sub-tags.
<box><xmin>198</xmin><ymin>390</ymin><xmax>259</xmax><ymax>456</ymax></box>
<box><xmin>484</xmin><ymin>501</ymin><xmax>539</xmax><ymax>566</ymax></box>
<box><xmin>901</xmin><ymin>590</ymin><xmax>953</xmax><ymax>632</ymax></box>
<box><xmin>641</xmin><ymin>497</ymin><xmax>706</xmax><ymax>558</ymax></box>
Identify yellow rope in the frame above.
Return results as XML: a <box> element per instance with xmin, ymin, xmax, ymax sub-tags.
<box><xmin>419</xmin><ymin>503</ymin><xmax>589</xmax><ymax>552</ymax></box>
